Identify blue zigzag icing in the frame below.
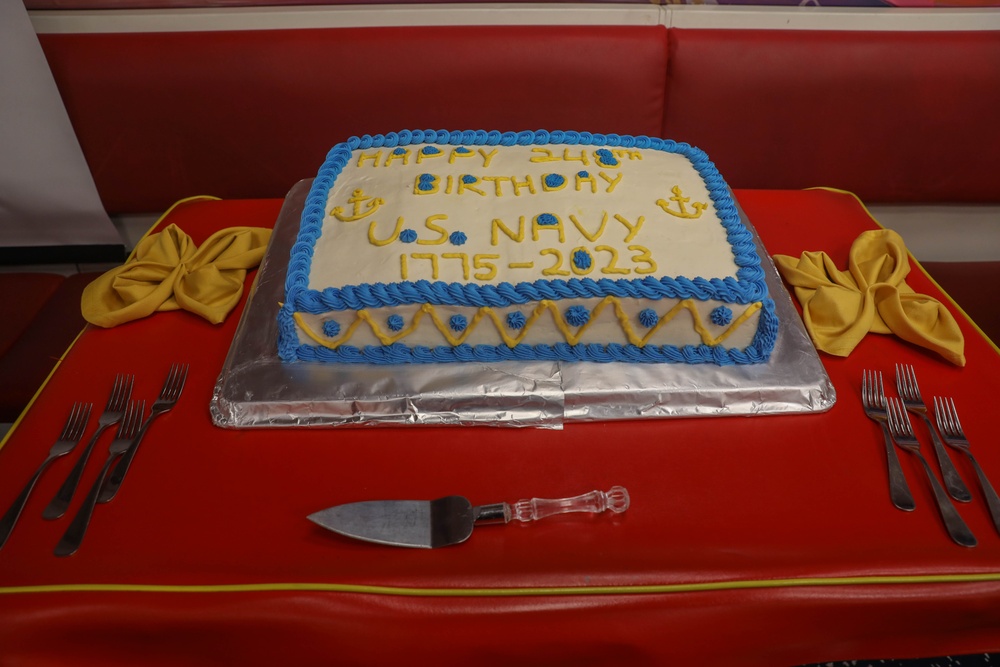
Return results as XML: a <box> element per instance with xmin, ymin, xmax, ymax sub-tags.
<box><xmin>278</xmin><ymin>130</ymin><xmax>778</xmax><ymax>364</ymax></box>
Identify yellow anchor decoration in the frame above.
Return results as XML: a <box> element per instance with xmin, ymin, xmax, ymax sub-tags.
<box><xmin>655</xmin><ymin>186</ymin><xmax>707</xmax><ymax>220</ymax></box>
<box><xmin>331</xmin><ymin>189</ymin><xmax>384</xmax><ymax>222</ymax></box>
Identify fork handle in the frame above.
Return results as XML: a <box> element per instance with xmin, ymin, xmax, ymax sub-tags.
<box><xmin>97</xmin><ymin>414</ymin><xmax>154</xmax><ymax>504</ymax></box>
<box><xmin>918</xmin><ymin>412</ymin><xmax>971</xmax><ymax>503</ymax></box>
<box><xmin>42</xmin><ymin>425</ymin><xmax>107</xmax><ymax>521</ymax></box>
<box><xmin>54</xmin><ymin>454</ymin><xmax>120</xmax><ymax>557</ymax></box>
<box><xmin>914</xmin><ymin>453</ymin><xmax>977</xmax><ymax>548</ymax></box>
<box><xmin>0</xmin><ymin>459</ymin><xmax>53</xmax><ymax>550</ymax></box>
<box><xmin>880</xmin><ymin>424</ymin><xmax>915</xmax><ymax>512</ymax></box>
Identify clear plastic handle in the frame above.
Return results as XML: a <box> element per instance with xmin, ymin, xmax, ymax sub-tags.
<box><xmin>504</xmin><ymin>486</ymin><xmax>630</xmax><ymax>523</ymax></box>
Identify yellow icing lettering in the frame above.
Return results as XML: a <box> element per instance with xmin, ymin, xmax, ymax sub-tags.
<box><xmin>442</xmin><ymin>253</ymin><xmax>470</xmax><ymax>280</ymax></box>
<box><xmin>481</xmin><ymin>176</ymin><xmax>510</xmax><ymax>197</ymax></box>
<box><xmin>384</xmin><ymin>148</ymin><xmax>410</xmax><ymax>166</ymax></box>
<box><xmin>532</xmin><ymin>214</ymin><xmax>565</xmax><ymax>243</ymax></box>
<box><xmin>508</xmin><ymin>262</ymin><xmax>534</xmax><ymax>269</ymax></box>
<box><xmin>400</xmin><ymin>254</ymin><xmax>408</xmax><ymax>280</ymax></box>
<box><xmin>594</xmin><ymin>151</ymin><xmax>620</xmax><ymax>169</ymax></box>
<box><xmin>511</xmin><ymin>175</ymin><xmax>536</xmax><ymax>196</ymax></box>
<box><xmin>628</xmin><ymin>244</ymin><xmax>656</xmax><ymax>274</ymax></box>
<box><xmin>599</xmin><ymin>171</ymin><xmax>623</xmax><ymax>193</ymax></box>
<box><xmin>448</xmin><ymin>147</ymin><xmax>476</xmax><ymax>164</ymax></box>
<box><xmin>540</xmin><ymin>248</ymin><xmax>570</xmax><ymax>276</ymax></box>
<box><xmin>529</xmin><ymin>148</ymin><xmax>558</xmax><ymax>162</ymax></box>
<box><xmin>491</xmin><ymin>217</ymin><xmax>525</xmax><ymax>245</ymax></box>
<box><xmin>568</xmin><ymin>212</ymin><xmax>608</xmax><ymax>243</ymax></box>
<box><xmin>575</xmin><ymin>171</ymin><xmax>597</xmax><ymax>193</ymax></box>
<box><xmin>445</xmin><ymin>175</ymin><xmax>454</xmax><ymax>195</ymax></box>
<box><xmin>478</xmin><ymin>148</ymin><xmax>498</xmax><ymax>168</ymax></box>
<box><xmin>541</xmin><ymin>174</ymin><xmax>568</xmax><ymax>192</ymax></box>
<box><xmin>528</xmin><ymin>149</ymin><xmax>593</xmax><ymax>166</ymax></box>
<box><xmin>414</xmin><ymin>174</ymin><xmax>439</xmax><ymax>195</ymax></box>
<box><xmin>614</xmin><ymin>214</ymin><xmax>645</xmax><ymax>242</ymax></box>
<box><xmin>415</xmin><ymin>147</ymin><xmax>444</xmax><ymax>164</ymax></box>
<box><xmin>595</xmin><ymin>245</ymin><xmax>630</xmax><ymax>275</ymax></box>
<box><xmin>417</xmin><ymin>214</ymin><xmax>449</xmax><ymax>245</ymax></box>
<box><xmin>410</xmin><ymin>253</ymin><xmax>439</xmax><ymax>279</ymax></box>
<box><xmin>367</xmin><ymin>217</ymin><xmax>405</xmax><ymax>247</ymax></box>
<box><xmin>570</xmin><ymin>247</ymin><xmax>594</xmax><ymax>276</ymax></box>
<box><xmin>457</xmin><ymin>176</ymin><xmax>486</xmax><ymax>196</ymax></box>
<box><xmin>357</xmin><ymin>150</ymin><xmax>381</xmax><ymax>167</ymax></box>
<box><xmin>473</xmin><ymin>254</ymin><xmax>500</xmax><ymax>281</ymax></box>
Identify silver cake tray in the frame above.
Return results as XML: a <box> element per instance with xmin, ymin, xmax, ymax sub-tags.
<box><xmin>210</xmin><ymin>179</ymin><xmax>835</xmax><ymax>429</ymax></box>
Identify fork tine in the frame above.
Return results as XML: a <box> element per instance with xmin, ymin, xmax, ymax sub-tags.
<box><xmin>933</xmin><ymin>396</ymin><xmax>947</xmax><ymax>434</ymax></box>
<box><xmin>170</xmin><ymin>364</ymin><xmax>189</xmax><ymax>401</ymax></box>
<box><xmin>115</xmin><ymin>404</ymin><xmax>131</xmax><ymax>438</ymax></box>
<box><xmin>60</xmin><ymin>403</ymin><xmax>83</xmax><ymax>440</ymax></box>
<box><xmin>887</xmin><ymin>397</ymin><xmax>909</xmax><ymax>436</ymax></box>
<box><xmin>127</xmin><ymin>401</ymin><xmax>146</xmax><ymax>437</ymax></box>
<box><xmin>934</xmin><ymin>396</ymin><xmax>954</xmax><ymax>437</ymax></box>
<box><xmin>67</xmin><ymin>403</ymin><xmax>92</xmax><ymax>441</ymax></box>
<box><xmin>117</xmin><ymin>401</ymin><xmax>139</xmax><ymax>438</ymax></box>
<box><xmin>897</xmin><ymin>363</ymin><xmax>921</xmax><ymax>401</ymax></box>
<box><xmin>876</xmin><ymin>370</ymin><xmax>886</xmax><ymax>408</ymax></box>
<box><xmin>886</xmin><ymin>397</ymin><xmax>899</xmax><ymax>433</ymax></box>
<box><xmin>947</xmin><ymin>397</ymin><xmax>963</xmax><ymax>435</ymax></box>
<box><xmin>103</xmin><ymin>376</ymin><xmax>116</xmax><ymax>410</ymax></box>
<box><xmin>130</xmin><ymin>401</ymin><xmax>144</xmax><ymax>435</ymax></box>
<box><xmin>862</xmin><ymin>369</ymin><xmax>871</xmax><ymax>406</ymax></box>
<box><xmin>116</xmin><ymin>375</ymin><xmax>135</xmax><ymax>411</ymax></box>
<box><xmin>58</xmin><ymin>404</ymin><xmax>75</xmax><ymax>440</ymax></box>
<box><xmin>158</xmin><ymin>365</ymin><xmax>177</xmax><ymax>400</ymax></box>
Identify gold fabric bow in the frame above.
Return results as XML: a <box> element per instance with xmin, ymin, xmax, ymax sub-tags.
<box><xmin>773</xmin><ymin>229</ymin><xmax>965</xmax><ymax>366</ymax></box>
<box><xmin>82</xmin><ymin>224</ymin><xmax>272</xmax><ymax>328</ymax></box>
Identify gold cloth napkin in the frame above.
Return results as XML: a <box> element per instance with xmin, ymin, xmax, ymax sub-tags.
<box><xmin>773</xmin><ymin>228</ymin><xmax>965</xmax><ymax>366</ymax></box>
<box><xmin>82</xmin><ymin>224</ymin><xmax>272</xmax><ymax>328</ymax></box>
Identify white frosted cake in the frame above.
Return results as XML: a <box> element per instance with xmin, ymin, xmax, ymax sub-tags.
<box><xmin>278</xmin><ymin>130</ymin><xmax>777</xmax><ymax>365</ymax></box>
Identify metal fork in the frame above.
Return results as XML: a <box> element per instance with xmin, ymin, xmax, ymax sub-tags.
<box><xmin>886</xmin><ymin>397</ymin><xmax>977</xmax><ymax>548</ymax></box>
<box><xmin>861</xmin><ymin>370</ymin><xmax>915</xmax><ymax>511</ymax></box>
<box><xmin>98</xmin><ymin>363</ymin><xmax>189</xmax><ymax>503</ymax></box>
<box><xmin>895</xmin><ymin>363</ymin><xmax>971</xmax><ymax>503</ymax></box>
<box><xmin>42</xmin><ymin>374</ymin><xmax>134</xmax><ymax>520</ymax></box>
<box><xmin>54</xmin><ymin>401</ymin><xmax>145</xmax><ymax>557</ymax></box>
<box><xmin>935</xmin><ymin>396</ymin><xmax>1000</xmax><ymax>536</ymax></box>
<box><xmin>0</xmin><ymin>403</ymin><xmax>92</xmax><ymax>550</ymax></box>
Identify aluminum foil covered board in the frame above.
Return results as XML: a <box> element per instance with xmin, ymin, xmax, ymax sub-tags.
<box><xmin>210</xmin><ymin>180</ymin><xmax>835</xmax><ymax>429</ymax></box>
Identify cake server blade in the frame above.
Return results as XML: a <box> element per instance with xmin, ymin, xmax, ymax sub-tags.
<box><xmin>307</xmin><ymin>486</ymin><xmax>629</xmax><ymax>549</ymax></box>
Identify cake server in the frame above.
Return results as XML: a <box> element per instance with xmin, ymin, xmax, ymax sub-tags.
<box><xmin>307</xmin><ymin>486</ymin><xmax>630</xmax><ymax>548</ymax></box>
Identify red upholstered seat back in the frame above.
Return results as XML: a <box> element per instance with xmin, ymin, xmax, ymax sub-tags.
<box><xmin>663</xmin><ymin>28</ymin><xmax>1000</xmax><ymax>203</ymax></box>
<box><xmin>37</xmin><ymin>24</ymin><xmax>1000</xmax><ymax>213</ymax></box>
<box><xmin>38</xmin><ymin>25</ymin><xmax>669</xmax><ymax>214</ymax></box>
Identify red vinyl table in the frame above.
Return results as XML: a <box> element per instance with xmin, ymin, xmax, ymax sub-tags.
<box><xmin>1</xmin><ymin>189</ymin><xmax>999</xmax><ymax>666</ymax></box>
